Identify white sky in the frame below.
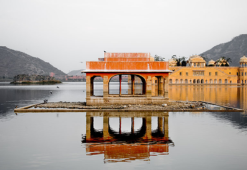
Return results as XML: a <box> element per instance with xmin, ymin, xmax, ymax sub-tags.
<box><xmin>1</xmin><ymin>0</ymin><xmax>247</xmax><ymax>73</ymax></box>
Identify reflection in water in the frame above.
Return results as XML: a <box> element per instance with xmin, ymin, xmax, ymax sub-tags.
<box><xmin>82</xmin><ymin>112</ymin><xmax>173</xmax><ymax>163</ymax></box>
<box><xmin>169</xmin><ymin>85</ymin><xmax>247</xmax><ymax>130</ymax></box>
<box><xmin>169</xmin><ymin>85</ymin><xmax>247</xmax><ymax>112</ymax></box>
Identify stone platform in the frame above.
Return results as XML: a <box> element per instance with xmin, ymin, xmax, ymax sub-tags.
<box><xmin>86</xmin><ymin>96</ymin><xmax>169</xmax><ymax>106</ymax></box>
<box><xmin>14</xmin><ymin>101</ymin><xmax>244</xmax><ymax>113</ymax></box>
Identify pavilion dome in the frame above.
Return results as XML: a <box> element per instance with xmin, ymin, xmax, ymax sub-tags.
<box><xmin>188</xmin><ymin>55</ymin><xmax>206</xmax><ymax>63</ymax></box>
<box><xmin>169</xmin><ymin>58</ymin><xmax>177</xmax><ymax>66</ymax></box>
<box><xmin>208</xmin><ymin>60</ymin><xmax>215</xmax><ymax>65</ymax></box>
<box><xmin>240</xmin><ymin>56</ymin><xmax>247</xmax><ymax>63</ymax></box>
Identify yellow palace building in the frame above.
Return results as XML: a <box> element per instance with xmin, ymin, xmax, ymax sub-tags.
<box><xmin>168</xmin><ymin>55</ymin><xmax>247</xmax><ymax>85</ymax></box>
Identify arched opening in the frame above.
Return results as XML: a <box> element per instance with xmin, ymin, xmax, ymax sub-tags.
<box><xmin>242</xmin><ymin>80</ymin><xmax>244</xmax><ymax>84</ymax></box>
<box><xmin>109</xmin><ymin>74</ymin><xmax>146</xmax><ymax>95</ymax></box>
<box><xmin>180</xmin><ymin>79</ymin><xmax>183</xmax><ymax>84</ymax></box>
<box><xmin>225</xmin><ymin>79</ymin><xmax>228</xmax><ymax>84</ymax></box>
<box><xmin>193</xmin><ymin>79</ymin><xmax>196</xmax><ymax>84</ymax></box>
<box><xmin>190</xmin><ymin>80</ymin><xmax>192</xmax><ymax>84</ymax></box>
<box><xmin>197</xmin><ymin>79</ymin><xmax>200</xmax><ymax>84</ymax></box>
<box><xmin>91</xmin><ymin>76</ymin><xmax>103</xmax><ymax>96</ymax></box>
<box><xmin>219</xmin><ymin>79</ymin><xmax>222</xmax><ymax>84</ymax></box>
<box><xmin>210</xmin><ymin>79</ymin><xmax>212</xmax><ymax>84</ymax></box>
<box><xmin>245</xmin><ymin>80</ymin><xmax>247</xmax><ymax>84</ymax></box>
<box><xmin>214</xmin><ymin>79</ymin><xmax>217</xmax><ymax>84</ymax></box>
<box><xmin>205</xmin><ymin>80</ymin><xmax>208</xmax><ymax>84</ymax></box>
<box><xmin>176</xmin><ymin>79</ymin><xmax>179</xmax><ymax>84</ymax></box>
<box><xmin>201</xmin><ymin>79</ymin><xmax>204</xmax><ymax>84</ymax></box>
<box><xmin>185</xmin><ymin>79</ymin><xmax>188</xmax><ymax>84</ymax></box>
<box><xmin>230</xmin><ymin>81</ymin><xmax>232</xmax><ymax>84</ymax></box>
<box><xmin>109</xmin><ymin>75</ymin><xmax>120</xmax><ymax>95</ymax></box>
<box><xmin>169</xmin><ymin>79</ymin><xmax>172</xmax><ymax>84</ymax></box>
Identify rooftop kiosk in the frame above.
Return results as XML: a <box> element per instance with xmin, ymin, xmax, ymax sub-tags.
<box><xmin>82</xmin><ymin>52</ymin><xmax>171</xmax><ymax>106</ymax></box>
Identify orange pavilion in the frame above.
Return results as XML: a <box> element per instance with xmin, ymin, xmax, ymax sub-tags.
<box><xmin>82</xmin><ymin>52</ymin><xmax>171</xmax><ymax>106</ymax></box>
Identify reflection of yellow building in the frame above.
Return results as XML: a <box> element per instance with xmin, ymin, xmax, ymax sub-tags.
<box><xmin>169</xmin><ymin>55</ymin><xmax>247</xmax><ymax>85</ymax></box>
<box><xmin>82</xmin><ymin>112</ymin><xmax>172</xmax><ymax>163</ymax></box>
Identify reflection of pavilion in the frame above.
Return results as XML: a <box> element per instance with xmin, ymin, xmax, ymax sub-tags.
<box><xmin>82</xmin><ymin>112</ymin><xmax>173</xmax><ymax>163</ymax></box>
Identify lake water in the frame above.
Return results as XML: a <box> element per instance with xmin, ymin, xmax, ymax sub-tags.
<box><xmin>0</xmin><ymin>82</ymin><xmax>247</xmax><ymax>170</ymax></box>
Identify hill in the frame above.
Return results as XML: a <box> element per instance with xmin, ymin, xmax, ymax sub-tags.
<box><xmin>67</xmin><ymin>69</ymin><xmax>85</xmax><ymax>76</ymax></box>
<box><xmin>201</xmin><ymin>34</ymin><xmax>247</xmax><ymax>66</ymax></box>
<box><xmin>0</xmin><ymin>46</ymin><xmax>66</xmax><ymax>78</ymax></box>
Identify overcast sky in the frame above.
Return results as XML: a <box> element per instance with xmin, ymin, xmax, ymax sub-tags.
<box><xmin>1</xmin><ymin>0</ymin><xmax>247</xmax><ymax>73</ymax></box>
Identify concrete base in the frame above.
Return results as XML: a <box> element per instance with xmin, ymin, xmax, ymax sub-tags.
<box><xmin>86</xmin><ymin>97</ymin><xmax>169</xmax><ymax>106</ymax></box>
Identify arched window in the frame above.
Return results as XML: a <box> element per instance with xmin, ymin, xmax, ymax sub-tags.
<box><xmin>219</xmin><ymin>79</ymin><xmax>222</xmax><ymax>84</ymax></box>
<box><xmin>201</xmin><ymin>79</ymin><xmax>204</xmax><ymax>84</ymax></box>
<box><xmin>169</xmin><ymin>79</ymin><xmax>172</xmax><ymax>84</ymax></box>
<box><xmin>225</xmin><ymin>79</ymin><xmax>228</xmax><ymax>84</ymax></box>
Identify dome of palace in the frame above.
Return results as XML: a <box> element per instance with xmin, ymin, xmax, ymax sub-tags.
<box><xmin>188</xmin><ymin>55</ymin><xmax>206</xmax><ymax>63</ymax></box>
<box><xmin>169</xmin><ymin>58</ymin><xmax>177</xmax><ymax>66</ymax></box>
<box><xmin>208</xmin><ymin>60</ymin><xmax>215</xmax><ymax>65</ymax></box>
<box><xmin>240</xmin><ymin>56</ymin><xmax>247</xmax><ymax>63</ymax></box>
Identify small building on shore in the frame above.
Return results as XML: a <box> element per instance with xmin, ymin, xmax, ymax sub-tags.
<box><xmin>169</xmin><ymin>55</ymin><xmax>247</xmax><ymax>85</ymax></box>
<box><xmin>82</xmin><ymin>52</ymin><xmax>171</xmax><ymax>106</ymax></box>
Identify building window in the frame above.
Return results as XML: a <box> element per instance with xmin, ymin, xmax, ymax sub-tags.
<box><xmin>215</xmin><ymin>72</ymin><xmax>218</xmax><ymax>76</ymax></box>
<box><xmin>229</xmin><ymin>72</ymin><xmax>231</xmax><ymax>74</ymax></box>
<box><xmin>193</xmin><ymin>71</ymin><xmax>204</xmax><ymax>76</ymax></box>
<box><xmin>209</xmin><ymin>72</ymin><xmax>211</xmax><ymax>76</ymax></box>
<box><xmin>180</xmin><ymin>72</ymin><xmax>182</xmax><ymax>76</ymax></box>
<box><xmin>237</xmin><ymin>72</ymin><xmax>238</xmax><ymax>76</ymax></box>
<box><xmin>186</xmin><ymin>72</ymin><xmax>188</xmax><ymax>76</ymax></box>
<box><xmin>245</xmin><ymin>72</ymin><xmax>247</xmax><ymax>76</ymax></box>
<box><xmin>242</xmin><ymin>72</ymin><xmax>244</xmax><ymax>76</ymax></box>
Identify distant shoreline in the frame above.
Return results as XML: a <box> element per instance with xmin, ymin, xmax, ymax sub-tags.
<box><xmin>10</xmin><ymin>80</ymin><xmax>62</xmax><ymax>84</ymax></box>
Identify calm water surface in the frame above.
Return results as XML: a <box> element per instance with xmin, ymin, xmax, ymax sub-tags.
<box><xmin>0</xmin><ymin>82</ymin><xmax>247</xmax><ymax>170</ymax></box>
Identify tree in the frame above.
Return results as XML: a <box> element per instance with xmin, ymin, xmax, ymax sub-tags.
<box><xmin>172</xmin><ymin>55</ymin><xmax>187</xmax><ymax>66</ymax></box>
<box><xmin>154</xmin><ymin>55</ymin><xmax>165</xmax><ymax>61</ymax></box>
<box><xmin>215</xmin><ymin>56</ymin><xmax>232</xmax><ymax>66</ymax></box>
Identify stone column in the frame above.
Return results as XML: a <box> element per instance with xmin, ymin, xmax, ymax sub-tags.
<box><xmin>86</xmin><ymin>76</ymin><xmax>92</xmax><ymax>97</ymax></box>
<box><xmin>128</xmin><ymin>75</ymin><xmax>132</xmax><ymax>95</ymax></box>
<box><xmin>119</xmin><ymin>117</ymin><xmax>121</xmax><ymax>134</ymax></box>
<box><xmin>164</xmin><ymin>77</ymin><xmax>169</xmax><ymax>97</ymax></box>
<box><xmin>158</xmin><ymin>117</ymin><xmax>164</xmax><ymax>134</ymax></box>
<box><xmin>131</xmin><ymin>75</ymin><xmax>135</xmax><ymax>95</ymax></box>
<box><xmin>86</xmin><ymin>115</ymin><xmax>92</xmax><ymax>141</ymax></box>
<box><xmin>103</xmin><ymin>76</ymin><xmax>109</xmax><ymax>98</ymax></box>
<box><xmin>145</xmin><ymin>116</ymin><xmax>152</xmax><ymax>139</ymax></box>
<box><xmin>158</xmin><ymin>77</ymin><xmax>164</xmax><ymax>97</ymax></box>
<box><xmin>119</xmin><ymin>75</ymin><xmax>122</xmax><ymax>95</ymax></box>
<box><xmin>131</xmin><ymin>117</ymin><xmax>134</xmax><ymax>134</ymax></box>
<box><xmin>164</xmin><ymin>114</ymin><xmax>169</xmax><ymax>138</ymax></box>
<box><xmin>146</xmin><ymin>76</ymin><xmax>152</xmax><ymax>98</ymax></box>
<box><xmin>103</xmin><ymin>115</ymin><xmax>110</xmax><ymax>140</ymax></box>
